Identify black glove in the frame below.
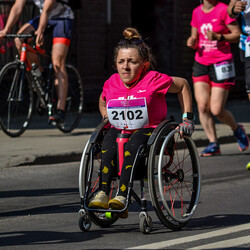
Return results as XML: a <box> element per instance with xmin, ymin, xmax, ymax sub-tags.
<box><xmin>179</xmin><ymin>119</ymin><xmax>194</xmax><ymax>137</ymax></box>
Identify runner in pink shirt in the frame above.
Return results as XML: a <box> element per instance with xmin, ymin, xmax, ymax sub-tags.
<box><xmin>187</xmin><ymin>0</ymin><xmax>248</xmax><ymax>157</ymax></box>
<box><xmin>88</xmin><ymin>27</ymin><xmax>195</xmax><ymax>217</ymax></box>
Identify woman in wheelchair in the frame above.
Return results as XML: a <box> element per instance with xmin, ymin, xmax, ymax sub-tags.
<box><xmin>88</xmin><ymin>27</ymin><xmax>195</xmax><ymax>218</ymax></box>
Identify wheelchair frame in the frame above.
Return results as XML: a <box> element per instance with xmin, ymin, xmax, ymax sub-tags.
<box><xmin>78</xmin><ymin>119</ymin><xmax>201</xmax><ymax>234</ymax></box>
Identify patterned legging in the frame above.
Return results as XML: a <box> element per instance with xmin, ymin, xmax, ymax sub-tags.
<box><xmin>100</xmin><ymin>127</ymin><xmax>154</xmax><ymax>197</ymax></box>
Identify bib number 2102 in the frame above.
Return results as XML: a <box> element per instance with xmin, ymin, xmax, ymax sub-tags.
<box><xmin>112</xmin><ymin>110</ymin><xmax>143</xmax><ymax>121</ymax></box>
<box><xmin>107</xmin><ymin>98</ymin><xmax>149</xmax><ymax>130</ymax></box>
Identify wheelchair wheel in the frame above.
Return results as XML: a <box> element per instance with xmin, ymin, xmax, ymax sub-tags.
<box><xmin>148</xmin><ymin>122</ymin><xmax>201</xmax><ymax>230</ymax></box>
<box><xmin>79</xmin><ymin>132</ymin><xmax>118</xmax><ymax>228</ymax></box>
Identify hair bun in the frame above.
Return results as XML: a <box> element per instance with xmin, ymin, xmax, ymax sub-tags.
<box><xmin>123</xmin><ymin>27</ymin><xmax>142</xmax><ymax>40</ymax></box>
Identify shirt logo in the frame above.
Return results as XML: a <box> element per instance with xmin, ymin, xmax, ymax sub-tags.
<box><xmin>137</xmin><ymin>90</ymin><xmax>146</xmax><ymax>93</ymax></box>
<box><xmin>200</xmin><ymin>23</ymin><xmax>213</xmax><ymax>39</ymax></box>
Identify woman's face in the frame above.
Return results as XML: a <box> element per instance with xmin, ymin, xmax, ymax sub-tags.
<box><xmin>116</xmin><ymin>48</ymin><xmax>148</xmax><ymax>85</ymax></box>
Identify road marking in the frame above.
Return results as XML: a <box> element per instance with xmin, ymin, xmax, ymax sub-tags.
<box><xmin>188</xmin><ymin>235</ymin><xmax>250</xmax><ymax>249</ymax></box>
<box><xmin>126</xmin><ymin>223</ymin><xmax>250</xmax><ymax>249</ymax></box>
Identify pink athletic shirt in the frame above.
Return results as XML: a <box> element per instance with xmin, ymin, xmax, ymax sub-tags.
<box><xmin>102</xmin><ymin>71</ymin><xmax>173</xmax><ymax>128</ymax></box>
<box><xmin>191</xmin><ymin>1</ymin><xmax>236</xmax><ymax>65</ymax></box>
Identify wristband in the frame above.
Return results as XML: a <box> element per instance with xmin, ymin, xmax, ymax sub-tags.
<box><xmin>232</xmin><ymin>5</ymin><xmax>237</xmax><ymax>16</ymax></box>
<box><xmin>182</xmin><ymin>112</ymin><xmax>195</xmax><ymax>120</ymax></box>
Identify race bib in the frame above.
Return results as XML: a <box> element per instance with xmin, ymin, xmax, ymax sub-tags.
<box><xmin>245</xmin><ymin>37</ymin><xmax>250</xmax><ymax>57</ymax></box>
<box><xmin>107</xmin><ymin>98</ymin><xmax>149</xmax><ymax>130</ymax></box>
<box><xmin>214</xmin><ymin>60</ymin><xmax>235</xmax><ymax>81</ymax></box>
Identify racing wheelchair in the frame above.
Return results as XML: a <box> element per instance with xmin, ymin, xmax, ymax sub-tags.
<box><xmin>78</xmin><ymin>119</ymin><xmax>201</xmax><ymax>234</ymax></box>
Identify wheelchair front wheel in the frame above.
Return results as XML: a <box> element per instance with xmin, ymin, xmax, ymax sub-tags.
<box><xmin>148</xmin><ymin>122</ymin><xmax>201</xmax><ymax>230</ymax></box>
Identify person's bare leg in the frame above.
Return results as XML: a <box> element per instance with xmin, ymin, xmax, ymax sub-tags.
<box><xmin>14</xmin><ymin>23</ymin><xmax>41</xmax><ymax>69</ymax></box>
<box><xmin>51</xmin><ymin>42</ymin><xmax>69</xmax><ymax>111</ymax></box>
<box><xmin>194</xmin><ymin>81</ymin><xmax>218</xmax><ymax>143</ymax></box>
<box><xmin>210</xmin><ymin>87</ymin><xmax>238</xmax><ymax>131</ymax></box>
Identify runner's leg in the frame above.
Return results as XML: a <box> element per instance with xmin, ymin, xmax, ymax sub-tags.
<box><xmin>210</xmin><ymin>87</ymin><xmax>238</xmax><ymax>131</ymax></box>
<box><xmin>194</xmin><ymin>81</ymin><xmax>218</xmax><ymax>143</ymax></box>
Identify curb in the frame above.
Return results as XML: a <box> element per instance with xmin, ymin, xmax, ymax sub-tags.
<box><xmin>14</xmin><ymin>133</ymin><xmax>250</xmax><ymax>168</ymax></box>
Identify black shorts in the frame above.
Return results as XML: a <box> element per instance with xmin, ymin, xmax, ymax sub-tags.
<box><xmin>192</xmin><ymin>60</ymin><xmax>235</xmax><ymax>90</ymax></box>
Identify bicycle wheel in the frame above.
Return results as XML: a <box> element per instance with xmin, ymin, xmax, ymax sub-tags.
<box><xmin>56</xmin><ymin>64</ymin><xmax>83</xmax><ymax>133</ymax></box>
<box><xmin>148</xmin><ymin>122</ymin><xmax>201</xmax><ymax>230</ymax></box>
<box><xmin>0</xmin><ymin>61</ymin><xmax>33</xmax><ymax>137</ymax></box>
<box><xmin>79</xmin><ymin>127</ymin><xmax>118</xmax><ymax>227</ymax></box>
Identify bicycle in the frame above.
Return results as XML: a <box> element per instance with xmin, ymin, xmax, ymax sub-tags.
<box><xmin>0</xmin><ymin>33</ymin><xmax>84</xmax><ymax>137</ymax></box>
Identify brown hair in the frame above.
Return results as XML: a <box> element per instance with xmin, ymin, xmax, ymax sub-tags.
<box><xmin>113</xmin><ymin>27</ymin><xmax>155</xmax><ymax>70</ymax></box>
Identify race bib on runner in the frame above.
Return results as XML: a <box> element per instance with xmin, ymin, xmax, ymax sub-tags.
<box><xmin>245</xmin><ymin>37</ymin><xmax>250</xmax><ymax>57</ymax></box>
<box><xmin>107</xmin><ymin>98</ymin><xmax>149</xmax><ymax>130</ymax></box>
<box><xmin>214</xmin><ymin>59</ymin><xmax>235</xmax><ymax>81</ymax></box>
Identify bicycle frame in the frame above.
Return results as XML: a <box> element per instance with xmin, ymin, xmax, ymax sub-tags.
<box><xmin>0</xmin><ymin>32</ymin><xmax>84</xmax><ymax>137</ymax></box>
<box><xmin>20</xmin><ymin>41</ymin><xmax>47</xmax><ymax>71</ymax></box>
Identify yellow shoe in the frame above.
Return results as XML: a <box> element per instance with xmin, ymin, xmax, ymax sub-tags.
<box><xmin>88</xmin><ymin>191</ymin><xmax>109</xmax><ymax>209</ymax></box>
<box><xmin>108</xmin><ymin>195</ymin><xmax>128</xmax><ymax>219</ymax></box>
<box><xmin>246</xmin><ymin>162</ymin><xmax>250</xmax><ymax>170</ymax></box>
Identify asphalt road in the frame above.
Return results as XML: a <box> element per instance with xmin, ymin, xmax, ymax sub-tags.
<box><xmin>0</xmin><ymin>142</ymin><xmax>250</xmax><ymax>249</ymax></box>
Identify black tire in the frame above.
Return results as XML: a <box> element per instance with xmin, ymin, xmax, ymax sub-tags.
<box><xmin>148</xmin><ymin>122</ymin><xmax>201</xmax><ymax>230</ymax></box>
<box><xmin>139</xmin><ymin>214</ymin><xmax>153</xmax><ymax>234</ymax></box>
<box><xmin>79</xmin><ymin>214</ymin><xmax>91</xmax><ymax>232</ymax></box>
<box><xmin>0</xmin><ymin>61</ymin><xmax>33</xmax><ymax>137</ymax></box>
<box><xmin>79</xmin><ymin>129</ymin><xmax>118</xmax><ymax>227</ymax></box>
<box><xmin>56</xmin><ymin>64</ymin><xmax>83</xmax><ymax>133</ymax></box>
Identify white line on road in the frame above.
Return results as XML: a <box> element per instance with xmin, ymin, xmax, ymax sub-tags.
<box><xmin>126</xmin><ymin>223</ymin><xmax>250</xmax><ymax>249</ymax></box>
<box><xmin>188</xmin><ymin>235</ymin><xmax>250</xmax><ymax>249</ymax></box>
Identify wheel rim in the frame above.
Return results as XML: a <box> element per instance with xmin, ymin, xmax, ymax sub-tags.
<box><xmin>0</xmin><ymin>62</ymin><xmax>33</xmax><ymax>136</ymax></box>
<box><xmin>157</xmin><ymin>130</ymin><xmax>201</xmax><ymax>223</ymax></box>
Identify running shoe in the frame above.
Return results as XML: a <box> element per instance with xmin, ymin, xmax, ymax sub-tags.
<box><xmin>108</xmin><ymin>195</ymin><xmax>128</xmax><ymax>218</ymax></box>
<box><xmin>233</xmin><ymin>124</ymin><xmax>249</xmax><ymax>152</ymax></box>
<box><xmin>88</xmin><ymin>190</ymin><xmax>109</xmax><ymax>209</ymax></box>
<box><xmin>49</xmin><ymin>109</ymin><xmax>65</xmax><ymax>124</ymax></box>
<box><xmin>200</xmin><ymin>142</ymin><xmax>221</xmax><ymax>157</ymax></box>
<box><xmin>246</xmin><ymin>162</ymin><xmax>250</xmax><ymax>170</ymax></box>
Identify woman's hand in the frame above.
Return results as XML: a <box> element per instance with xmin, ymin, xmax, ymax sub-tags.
<box><xmin>206</xmin><ymin>30</ymin><xmax>220</xmax><ymax>41</ymax></box>
<box><xmin>179</xmin><ymin>119</ymin><xmax>194</xmax><ymax>138</ymax></box>
<box><xmin>187</xmin><ymin>37</ymin><xmax>197</xmax><ymax>49</ymax></box>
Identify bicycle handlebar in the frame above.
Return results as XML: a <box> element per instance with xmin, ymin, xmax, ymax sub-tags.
<box><xmin>3</xmin><ymin>32</ymin><xmax>46</xmax><ymax>55</ymax></box>
<box><xmin>5</xmin><ymin>33</ymin><xmax>35</xmax><ymax>39</ymax></box>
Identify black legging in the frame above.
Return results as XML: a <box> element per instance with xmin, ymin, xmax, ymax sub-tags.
<box><xmin>100</xmin><ymin>127</ymin><xmax>153</xmax><ymax>197</ymax></box>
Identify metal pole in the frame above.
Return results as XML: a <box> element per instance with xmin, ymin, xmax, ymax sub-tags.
<box><xmin>107</xmin><ymin>0</ymin><xmax>111</xmax><ymax>24</ymax></box>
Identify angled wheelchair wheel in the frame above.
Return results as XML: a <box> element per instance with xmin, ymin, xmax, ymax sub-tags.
<box><xmin>79</xmin><ymin>123</ymin><xmax>118</xmax><ymax>227</ymax></box>
<box><xmin>148</xmin><ymin>122</ymin><xmax>201</xmax><ymax>230</ymax></box>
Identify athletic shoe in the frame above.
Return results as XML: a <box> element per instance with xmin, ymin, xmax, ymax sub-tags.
<box><xmin>233</xmin><ymin>124</ymin><xmax>249</xmax><ymax>152</ymax></box>
<box><xmin>88</xmin><ymin>191</ymin><xmax>109</xmax><ymax>209</ymax></box>
<box><xmin>200</xmin><ymin>142</ymin><xmax>221</xmax><ymax>157</ymax></box>
<box><xmin>49</xmin><ymin>109</ymin><xmax>65</xmax><ymax>124</ymax></box>
<box><xmin>108</xmin><ymin>195</ymin><xmax>128</xmax><ymax>218</ymax></box>
<box><xmin>246</xmin><ymin>162</ymin><xmax>250</xmax><ymax>170</ymax></box>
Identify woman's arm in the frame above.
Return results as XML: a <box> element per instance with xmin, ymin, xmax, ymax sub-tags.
<box><xmin>186</xmin><ymin>26</ymin><xmax>198</xmax><ymax>49</ymax></box>
<box><xmin>168</xmin><ymin>77</ymin><xmax>194</xmax><ymax>137</ymax></box>
<box><xmin>35</xmin><ymin>0</ymin><xmax>55</xmax><ymax>46</ymax></box>
<box><xmin>227</xmin><ymin>0</ymin><xmax>247</xmax><ymax>18</ymax></box>
<box><xmin>0</xmin><ymin>0</ymin><xmax>26</xmax><ymax>37</ymax></box>
<box><xmin>99</xmin><ymin>93</ymin><xmax>108</xmax><ymax>120</ymax></box>
<box><xmin>206</xmin><ymin>21</ymin><xmax>241</xmax><ymax>43</ymax></box>
<box><xmin>168</xmin><ymin>77</ymin><xmax>193</xmax><ymax>114</ymax></box>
